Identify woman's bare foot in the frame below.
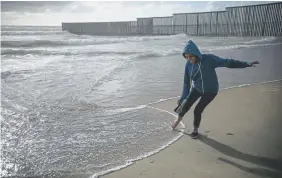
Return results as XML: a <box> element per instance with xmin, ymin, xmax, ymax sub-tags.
<box><xmin>172</xmin><ymin>118</ymin><xmax>181</xmax><ymax>129</ymax></box>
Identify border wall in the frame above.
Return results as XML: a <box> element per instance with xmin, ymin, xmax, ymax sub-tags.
<box><xmin>62</xmin><ymin>21</ymin><xmax>137</xmax><ymax>35</ymax></box>
<box><xmin>153</xmin><ymin>16</ymin><xmax>173</xmax><ymax>35</ymax></box>
<box><xmin>62</xmin><ymin>2</ymin><xmax>282</xmax><ymax>36</ymax></box>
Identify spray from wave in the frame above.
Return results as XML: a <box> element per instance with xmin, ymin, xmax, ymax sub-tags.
<box><xmin>1</xmin><ymin>30</ymin><xmax>65</xmax><ymax>36</ymax></box>
<box><xmin>1</xmin><ymin>33</ymin><xmax>187</xmax><ymax>48</ymax></box>
<box><xmin>2</xmin><ymin>38</ymin><xmax>281</xmax><ymax>59</ymax></box>
<box><xmin>1</xmin><ymin>49</ymin><xmax>143</xmax><ymax>56</ymax></box>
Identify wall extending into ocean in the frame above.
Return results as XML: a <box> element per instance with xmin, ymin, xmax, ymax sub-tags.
<box><xmin>62</xmin><ymin>2</ymin><xmax>282</xmax><ymax>36</ymax></box>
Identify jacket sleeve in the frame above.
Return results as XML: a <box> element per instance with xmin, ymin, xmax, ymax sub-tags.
<box><xmin>180</xmin><ymin>63</ymin><xmax>191</xmax><ymax>102</ymax></box>
<box><xmin>209</xmin><ymin>54</ymin><xmax>252</xmax><ymax>68</ymax></box>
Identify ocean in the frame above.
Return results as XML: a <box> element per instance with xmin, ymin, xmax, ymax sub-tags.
<box><xmin>1</xmin><ymin>25</ymin><xmax>282</xmax><ymax>177</ymax></box>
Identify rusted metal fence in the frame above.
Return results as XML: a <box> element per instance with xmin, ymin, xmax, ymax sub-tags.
<box><xmin>137</xmin><ymin>18</ymin><xmax>153</xmax><ymax>34</ymax></box>
<box><xmin>152</xmin><ymin>16</ymin><xmax>173</xmax><ymax>35</ymax></box>
<box><xmin>62</xmin><ymin>21</ymin><xmax>137</xmax><ymax>35</ymax></box>
<box><xmin>227</xmin><ymin>3</ymin><xmax>282</xmax><ymax>36</ymax></box>
<box><xmin>217</xmin><ymin>11</ymin><xmax>229</xmax><ymax>36</ymax></box>
<box><xmin>62</xmin><ymin>2</ymin><xmax>282</xmax><ymax>36</ymax></box>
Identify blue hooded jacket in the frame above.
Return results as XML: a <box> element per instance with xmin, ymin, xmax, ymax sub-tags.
<box><xmin>179</xmin><ymin>40</ymin><xmax>252</xmax><ymax>102</ymax></box>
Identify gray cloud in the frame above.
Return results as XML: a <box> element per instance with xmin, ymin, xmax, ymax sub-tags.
<box><xmin>0</xmin><ymin>1</ymin><xmax>276</xmax><ymax>26</ymax></box>
<box><xmin>1</xmin><ymin>1</ymin><xmax>72</xmax><ymax>12</ymax></box>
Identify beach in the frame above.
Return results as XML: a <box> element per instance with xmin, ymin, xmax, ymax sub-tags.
<box><xmin>2</xmin><ymin>25</ymin><xmax>282</xmax><ymax>177</ymax></box>
<box><xmin>101</xmin><ymin>81</ymin><xmax>282</xmax><ymax>178</ymax></box>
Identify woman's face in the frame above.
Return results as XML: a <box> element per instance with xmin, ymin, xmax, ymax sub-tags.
<box><xmin>184</xmin><ymin>53</ymin><xmax>197</xmax><ymax>64</ymax></box>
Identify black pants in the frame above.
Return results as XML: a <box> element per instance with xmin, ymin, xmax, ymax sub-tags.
<box><xmin>178</xmin><ymin>89</ymin><xmax>217</xmax><ymax>128</ymax></box>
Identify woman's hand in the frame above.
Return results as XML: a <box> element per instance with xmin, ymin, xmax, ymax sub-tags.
<box><xmin>249</xmin><ymin>61</ymin><xmax>260</xmax><ymax>67</ymax></box>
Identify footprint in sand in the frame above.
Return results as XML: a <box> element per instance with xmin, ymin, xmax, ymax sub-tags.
<box><xmin>226</xmin><ymin>133</ymin><xmax>234</xmax><ymax>135</ymax></box>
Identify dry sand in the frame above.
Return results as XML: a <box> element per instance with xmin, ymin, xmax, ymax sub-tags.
<box><xmin>101</xmin><ymin>81</ymin><xmax>282</xmax><ymax>178</ymax></box>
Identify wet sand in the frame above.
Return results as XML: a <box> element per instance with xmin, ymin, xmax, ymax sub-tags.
<box><xmin>101</xmin><ymin>81</ymin><xmax>282</xmax><ymax>178</ymax></box>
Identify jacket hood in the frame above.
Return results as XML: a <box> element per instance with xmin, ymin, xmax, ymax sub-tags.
<box><xmin>182</xmin><ymin>40</ymin><xmax>202</xmax><ymax>60</ymax></box>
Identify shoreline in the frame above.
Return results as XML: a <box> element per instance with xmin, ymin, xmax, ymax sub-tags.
<box><xmin>98</xmin><ymin>80</ymin><xmax>282</xmax><ymax>178</ymax></box>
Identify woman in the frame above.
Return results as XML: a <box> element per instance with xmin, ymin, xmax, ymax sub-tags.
<box><xmin>172</xmin><ymin>40</ymin><xmax>259</xmax><ymax>139</ymax></box>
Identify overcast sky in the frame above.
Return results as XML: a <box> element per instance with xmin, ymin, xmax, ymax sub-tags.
<box><xmin>1</xmin><ymin>1</ymin><xmax>273</xmax><ymax>26</ymax></box>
